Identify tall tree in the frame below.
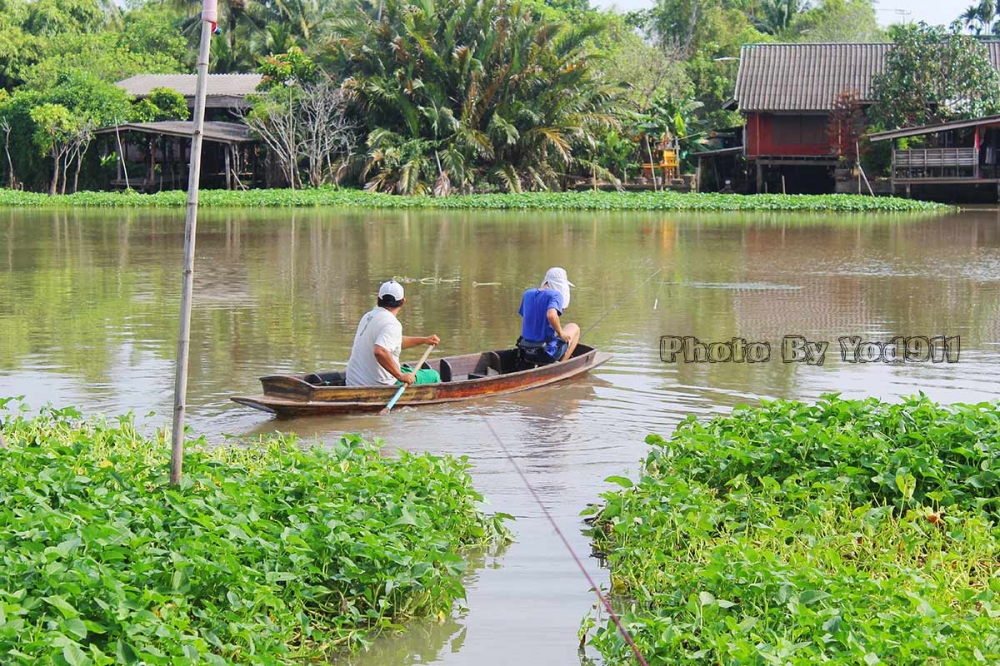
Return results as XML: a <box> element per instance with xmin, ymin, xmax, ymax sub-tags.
<box><xmin>958</xmin><ymin>0</ymin><xmax>998</xmax><ymax>35</ymax></box>
<box><xmin>326</xmin><ymin>0</ymin><xmax>620</xmax><ymax>193</ymax></box>
<box><xmin>788</xmin><ymin>0</ymin><xmax>883</xmax><ymax>42</ymax></box>
<box><xmin>754</xmin><ymin>0</ymin><xmax>804</xmax><ymax>35</ymax></box>
<box><xmin>164</xmin><ymin>0</ymin><xmax>264</xmax><ymax>71</ymax></box>
<box><xmin>629</xmin><ymin>0</ymin><xmax>768</xmax><ymax>129</ymax></box>
<box><xmin>29</xmin><ymin>102</ymin><xmax>75</xmax><ymax>195</ymax></box>
<box><xmin>871</xmin><ymin>23</ymin><xmax>1000</xmax><ymax>129</ymax></box>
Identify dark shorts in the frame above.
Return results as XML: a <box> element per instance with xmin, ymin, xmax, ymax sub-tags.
<box><xmin>549</xmin><ymin>339</ymin><xmax>569</xmax><ymax>361</ymax></box>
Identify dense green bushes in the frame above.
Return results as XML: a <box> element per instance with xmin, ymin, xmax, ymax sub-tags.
<box><xmin>587</xmin><ymin>395</ymin><xmax>1000</xmax><ymax>665</ymax></box>
<box><xmin>0</xmin><ymin>403</ymin><xmax>509</xmax><ymax>664</ymax></box>
<box><xmin>0</xmin><ymin>188</ymin><xmax>948</xmax><ymax>212</ymax></box>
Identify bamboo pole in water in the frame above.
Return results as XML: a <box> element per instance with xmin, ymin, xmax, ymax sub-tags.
<box><xmin>170</xmin><ymin>1</ymin><xmax>216</xmax><ymax>486</ymax></box>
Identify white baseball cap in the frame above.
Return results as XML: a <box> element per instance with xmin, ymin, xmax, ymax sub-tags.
<box><xmin>378</xmin><ymin>280</ymin><xmax>404</xmax><ymax>303</ymax></box>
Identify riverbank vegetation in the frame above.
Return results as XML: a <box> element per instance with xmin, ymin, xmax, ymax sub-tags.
<box><xmin>0</xmin><ymin>0</ymin><xmax>983</xmax><ymax>195</ymax></box>
<box><xmin>586</xmin><ymin>395</ymin><xmax>1000</xmax><ymax>664</ymax></box>
<box><xmin>0</xmin><ymin>188</ymin><xmax>949</xmax><ymax>212</ymax></box>
<box><xmin>0</xmin><ymin>402</ymin><xmax>509</xmax><ymax>664</ymax></box>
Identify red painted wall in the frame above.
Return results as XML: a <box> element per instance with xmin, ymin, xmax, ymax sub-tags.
<box><xmin>746</xmin><ymin>113</ymin><xmax>832</xmax><ymax>158</ymax></box>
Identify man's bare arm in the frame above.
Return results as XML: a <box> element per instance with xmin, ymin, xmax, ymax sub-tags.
<box><xmin>547</xmin><ymin>308</ymin><xmax>567</xmax><ymax>341</ymax></box>
<box><xmin>402</xmin><ymin>334</ymin><xmax>441</xmax><ymax>350</ymax></box>
<box><xmin>374</xmin><ymin>345</ymin><xmax>414</xmax><ymax>384</ymax></box>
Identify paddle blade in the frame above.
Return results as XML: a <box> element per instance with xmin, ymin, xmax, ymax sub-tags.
<box><xmin>379</xmin><ymin>407</ymin><xmax>391</xmax><ymax>415</ymax></box>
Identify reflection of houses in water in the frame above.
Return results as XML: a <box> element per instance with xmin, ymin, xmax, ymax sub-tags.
<box><xmin>730</xmin><ymin>234</ymin><xmax>871</xmax><ymax>339</ymax></box>
<box><xmin>732</xmin><ymin>278</ymin><xmax>871</xmax><ymax>342</ymax></box>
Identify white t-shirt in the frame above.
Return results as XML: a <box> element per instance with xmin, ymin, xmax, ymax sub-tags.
<box><xmin>346</xmin><ymin>306</ymin><xmax>402</xmax><ymax>386</ymax></box>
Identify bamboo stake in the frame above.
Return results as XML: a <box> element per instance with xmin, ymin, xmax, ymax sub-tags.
<box><xmin>113</xmin><ymin>118</ymin><xmax>129</xmax><ymax>191</ymax></box>
<box><xmin>857</xmin><ymin>141</ymin><xmax>875</xmax><ymax>197</ymax></box>
<box><xmin>645</xmin><ymin>137</ymin><xmax>658</xmax><ymax>193</ymax></box>
<box><xmin>170</xmin><ymin>2</ymin><xmax>215</xmax><ymax>486</ymax></box>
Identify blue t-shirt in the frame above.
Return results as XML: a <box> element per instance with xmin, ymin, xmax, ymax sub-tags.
<box><xmin>519</xmin><ymin>288</ymin><xmax>564</xmax><ymax>354</ymax></box>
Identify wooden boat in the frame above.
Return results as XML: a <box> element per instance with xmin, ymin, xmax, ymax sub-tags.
<box><xmin>231</xmin><ymin>344</ymin><xmax>612</xmax><ymax>417</ymax></box>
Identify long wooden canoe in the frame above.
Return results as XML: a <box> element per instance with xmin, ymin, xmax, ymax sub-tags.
<box><xmin>231</xmin><ymin>344</ymin><xmax>612</xmax><ymax>417</ymax></box>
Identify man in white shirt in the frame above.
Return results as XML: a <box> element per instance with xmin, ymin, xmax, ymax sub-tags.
<box><xmin>346</xmin><ymin>280</ymin><xmax>440</xmax><ymax>386</ymax></box>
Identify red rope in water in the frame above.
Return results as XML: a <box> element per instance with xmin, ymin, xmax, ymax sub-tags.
<box><xmin>480</xmin><ymin>416</ymin><xmax>650</xmax><ymax>666</ymax></box>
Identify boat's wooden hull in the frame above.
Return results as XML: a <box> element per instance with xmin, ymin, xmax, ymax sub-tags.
<box><xmin>232</xmin><ymin>345</ymin><xmax>612</xmax><ymax>417</ymax></box>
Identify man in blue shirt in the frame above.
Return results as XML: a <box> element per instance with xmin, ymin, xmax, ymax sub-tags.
<box><xmin>517</xmin><ymin>267</ymin><xmax>580</xmax><ymax>363</ymax></box>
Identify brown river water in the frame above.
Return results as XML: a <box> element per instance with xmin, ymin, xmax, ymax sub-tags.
<box><xmin>1</xmin><ymin>206</ymin><xmax>999</xmax><ymax>664</ymax></box>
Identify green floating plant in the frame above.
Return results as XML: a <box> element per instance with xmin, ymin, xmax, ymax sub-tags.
<box><xmin>587</xmin><ymin>394</ymin><xmax>1000</xmax><ymax>665</ymax></box>
<box><xmin>0</xmin><ymin>187</ymin><xmax>949</xmax><ymax>213</ymax></box>
<box><xmin>0</xmin><ymin>403</ymin><xmax>510</xmax><ymax>664</ymax></box>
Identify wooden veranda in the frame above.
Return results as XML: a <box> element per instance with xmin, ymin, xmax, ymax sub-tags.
<box><xmin>94</xmin><ymin>121</ymin><xmax>261</xmax><ymax>191</ymax></box>
<box><xmin>868</xmin><ymin>115</ymin><xmax>1000</xmax><ymax>199</ymax></box>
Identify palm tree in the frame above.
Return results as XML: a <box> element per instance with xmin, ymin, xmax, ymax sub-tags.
<box><xmin>754</xmin><ymin>0</ymin><xmax>803</xmax><ymax>35</ymax></box>
<box><xmin>327</xmin><ymin>0</ymin><xmax>620</xmax><ymax>193</ymax></box>
<box><xmin>960</xmin><ymin>0</ymin><xmax>998</xmax><ymax>35</ymax></box>
<box><xmin>161</xmin><ymin>0</ymin><xmax>264</xmax><ymax>70</ymax></box>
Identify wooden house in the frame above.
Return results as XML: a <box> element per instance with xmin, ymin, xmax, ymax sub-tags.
<box><xmin>868</xmin><ymin>114</ymin><xmax>1000</xmax><ymax>201</ymax></box>
<box><xmin>727</xmin><ymin>43</ymin><xmax>1000</xmax><ymax>194</ymax></box>
<box><xmin>92</xmin><ymin>74</ymin><xmax>266</xmax><ymax>192</ymax></box>
<box><xmin>116</xmin><ymin>73</ymin><xmax>263</xmax><ymax>120</ymax></box>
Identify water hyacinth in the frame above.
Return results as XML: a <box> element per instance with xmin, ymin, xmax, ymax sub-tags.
<box><xmin>0</xmin><ymin>402</ymin><xmax>510</xmax><ymax>664</ymax></box>
<box><xmin>585</xmin><ymin>394</ymin><xmax>1000</xmax><ymax>665</ymax></box>
<box><xmin>0</xmin><ymin>188</ymin><xmax>949</xmax><ymax>213</ymax></box>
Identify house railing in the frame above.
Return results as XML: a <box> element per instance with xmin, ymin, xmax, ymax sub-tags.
<box><xmin>892</xmin><ymin>148</ymin><xmax>978</xmax><ymax>181</ymax></box>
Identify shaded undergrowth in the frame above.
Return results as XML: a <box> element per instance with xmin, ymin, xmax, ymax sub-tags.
<box><xmin>586</xmin><ymin>394</ymin><xmax>1000</xmax><ymax>665</ymax></box>
<box><xmin>0</xmin><ymin>401</ymin><xmax>509</xmax><ymax>664</ymax></box>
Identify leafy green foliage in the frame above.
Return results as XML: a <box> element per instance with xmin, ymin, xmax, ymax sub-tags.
<box><xmin>257</xmin><ymin>46</ymin><xmax>319</xmax><ymax>90</ymax></box>
<box><xmin>28</xmin><ymin>103</ymin><xmax>74</xmax><ymax>157</ymax></box>
<box><xmin>627</xmin><ymin>0</ymin><xmax>768</xmax><ymax>128</ymax></box>
<box><xmin>0</xmin><ymin>187</ymin><xmax>950</xmax><ymax>211</ymax></box>
<box><xmin>871</xmin><ymin>23</ymin><xmax>1000</xmax><ymax>129</ymax></box>
<box><xmin>787</xmin><ymin>0</ymin><xmax>883</xmax><ymax>42</ymax></box>
<box><xmin>327</xmin><ymin>0</ymin><xmax>620</xmax><ymax>193</ymax></box>
<box><xmin>0</xmin><ymin>70</ymin><xmax>135</xmax><ymax>192</ymax></box>
<box><xmin>0</xmin><ymin>0</ymin><xmax>121</xmax><ymax>90</ymax></box>
<box><xmin>0</xmin><ymin>403</ymin><xmax>509</xmax><ymax>663</ymax></box>
<box><xmin>133</xmin><ymin>87</ymin><xmax>189</xmax><ymax>122</ymax></box>
<box><xmin>587</xmin><ymin>395</ymin><xmax>1000</xmax><ymax>664</ymax></box>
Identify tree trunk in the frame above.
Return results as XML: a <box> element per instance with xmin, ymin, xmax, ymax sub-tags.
<box><xmin>3</xmin><ymin>134</ymin><xmax>13</xmax><ymax>189</ymax></box>
<box><xmin>74</xmin><ymin>151</ymin><xmax>84</xmax><ymax>193</ymax></box>
<box><xmin>49</xmin><ymin>151</ymin><xmax>60</xmax><ymax>196</ymax></box>
<box><xmin>60</xmin><ymin>151</ymin><xmax>71</xmax><ymax>195</ymax></box>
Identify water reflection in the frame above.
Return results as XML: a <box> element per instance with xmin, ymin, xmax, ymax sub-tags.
<box><xmin>332</xmin><ymin>545</ymin><xmax>508</xmax><ymax>666</ymax></box>
<box><xmin>2</xmin><ymin>206</ymin><xmax>1000</xmax><ymax>665</ymax></box>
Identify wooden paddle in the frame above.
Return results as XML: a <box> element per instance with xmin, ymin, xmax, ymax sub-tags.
<box><xmin>380</xmin><ymin>344</ymin><xmax>436</xmax><ymax>415</ymax></box>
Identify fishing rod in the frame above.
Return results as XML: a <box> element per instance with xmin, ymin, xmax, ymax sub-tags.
<box><xmin>479</xmin><ymin>416</ymin><xmax>650</xmax><ymax>666</ymax></box>
<box><xmin>581</xmin><ymin>267</ymin><xmax>663</xmax><ymax>339</ymax></box>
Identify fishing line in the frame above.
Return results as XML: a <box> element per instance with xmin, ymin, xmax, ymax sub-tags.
<box><xmin>652</xmin><ymin>272</ymin><xmax>667</xmax><ymax>310</ymax></box>
<box><xmin>581</xmin><ymin>268</ymin><xmax>663</xmax><ymax>339</ymax></box>
<box><xmin>479</xmin><ymin>416</ymin><xmax>650</xmax><ymax>666</ymax></box>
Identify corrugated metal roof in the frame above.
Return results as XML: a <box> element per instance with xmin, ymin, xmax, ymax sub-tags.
<box><xmin>116</xmin><ymin>74</ymin><xmax>263</xmax><ymax>98</ymax></box>
<box><xmin>734</xmin><ymin>43</ymin><xmax>1000</xmax><ymax>113</ymax></box>
<box><xmin>94</xmin><ymin>121</ymin><xmax>252</xmax><ymax>144</ymax></box>
<box><xmin>867</xmin><ymin>113</ymin><xmax>1000</xmax><ymax>141</ymax></box>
